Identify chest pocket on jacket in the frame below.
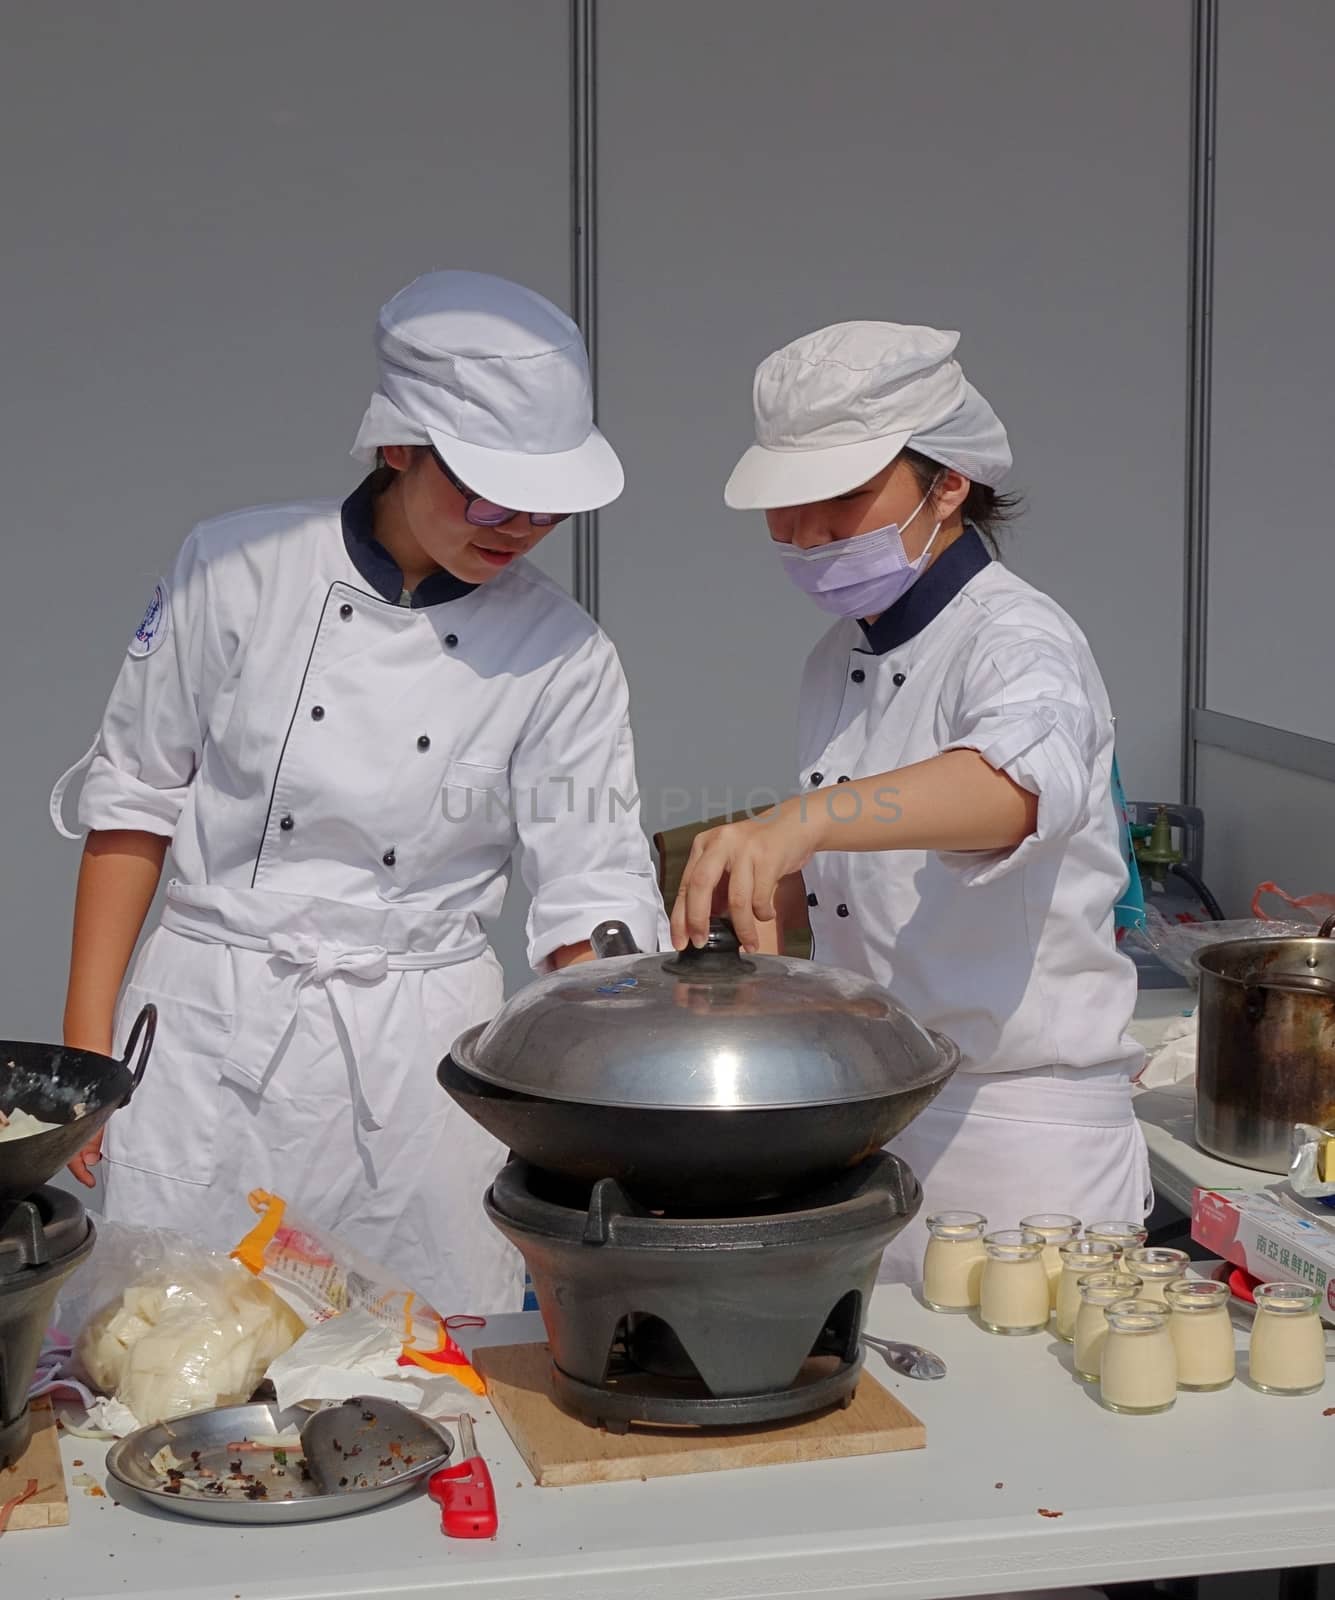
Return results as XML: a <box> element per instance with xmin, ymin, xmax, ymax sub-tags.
<box><xmin>442</xmin><ymin>759</ymin><xmax>515</xmax><ymax>855</ymax></box>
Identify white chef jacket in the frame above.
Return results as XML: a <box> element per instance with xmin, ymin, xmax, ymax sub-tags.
<box><xmin>53</xmin><ymin>477</ymin><xmax>668</xmax><ymax>1312</ymax></box>
<box><xmin>798</xmin><ymin>527</ymin><xmax>1142</xmax><ymax>1081</ymax></box>
<box><xmin>70</xmin><ymin>476</ymin><xmax>666</xmax><ymax>966</ymax></box>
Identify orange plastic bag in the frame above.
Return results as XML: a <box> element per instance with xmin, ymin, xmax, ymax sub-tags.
<box><xmin>1250</xmin><ymin>882</ymin><xmax>1335</xmax><ymax>925</ymax></box>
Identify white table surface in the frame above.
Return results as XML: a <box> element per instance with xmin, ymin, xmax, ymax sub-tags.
<box><xmin>12</xmin><ymin>1289</ymin><xmax>1335</xmax><ymax>1600</ymax></box>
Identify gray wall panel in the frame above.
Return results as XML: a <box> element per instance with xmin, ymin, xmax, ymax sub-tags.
<box><xmin>1</xmin><ymin>2</ymin><xmax>571</xmax><ymax>1032</ymax></box>
<box><xmin>596</xmin><ymin>0</ymin><xmax>1194</xmax><ymax>836</ymax></box>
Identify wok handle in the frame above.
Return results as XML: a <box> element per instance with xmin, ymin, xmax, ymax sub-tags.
<box><xmin>118</xmin><ymin>1003</ymin><xmax>157</xmax><ymax>1101</ymax></box>
<box><xmin>590</xmin><ymin>921</ymin><xmax>640</xmax><ymax>960</ymax></box>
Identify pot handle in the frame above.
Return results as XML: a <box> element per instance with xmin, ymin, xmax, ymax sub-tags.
<box><xmin>1320</xmin><ymin>914</ymin><xmax>1335</xmax><ymax>940</ymax></box>
<box><xmin>118</xmin><ymin>1003</ymin><xmax>157</xmax><ymax>1101</ymax></box>
<box><xmin>589</xmin><ymin>921</ymin><xmax>640</xmax><ymax>960</ymax></box>
<box><xmin>1246</xmin><ymin>973</ymin><xmax>1335</xmax><ymax>1000</ymax></box>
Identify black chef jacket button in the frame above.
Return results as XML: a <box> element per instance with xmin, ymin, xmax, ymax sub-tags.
<box><xmin>417</xmin><ymin>735</ymin><xmax>431</xmax><ymax>751</ymax></box>
<box><xmin>836</xmin><ymin>903</ymin><xmax>850</xmax><ymax>918</ymax></box>
<box><xmin>279</xmin><ymin>814</ymin><xmax>294</xmax><ymax>832</ymax></box>
<box><xmin>806</xmin><ymin>892</ymin><xmax>818</xmax><ymax>908</ymax></box>
<box><xmin>311</xmin><ymin>705</ymin><xmax>325</xmax><ymax>721</ymax></box>
<box><xmin>892</xmin><ymin>671</ymin><xmax>907</xmax><ymax>687</ymax></box>
<box><xmin>444</xmin><ymin>633</ymin><xmax>459</xmax><ymax>649</ymax></box>
<box><xmin>850</xmin><ymin>668</ymin><xmax>866</xmax><ymax>683</ymax></box>
<box><xmin>810</xmin><ymin>772</ymin><xmax>824</xmax><ymax>787</ymax></box>
<box><xmin>837</xmin><ymin>775</ymin><xmax>850</xmax><ymax>784</ymax></box>
<box><xmin>340</xmin><ymin>603</ymin><xmax>353</xmax><ymax>620</ymax></box>
<box><xmin>383</xmin><ymin>848</ymin><xmax>397</xmax><ymax>867</ymax></box>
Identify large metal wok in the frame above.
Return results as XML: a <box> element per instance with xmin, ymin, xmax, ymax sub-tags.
<box><xmin>439</xmin><ymin>922</ymin><xmax>956</xmax><ymax>1207</ymax></box>
<box><xmin>0</xmin><ymin>1004</ymin><xmax>156</xmax><ymax>1205</ymax></box>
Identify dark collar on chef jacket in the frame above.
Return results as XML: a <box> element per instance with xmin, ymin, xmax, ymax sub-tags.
<box><xmin>856</xmin><ymin>525</ymin><xmax>992</xmax><ymax>655</ymax></box>
<box><xmin>341</xmin><ymin>474</ymin><xmax>478</xmax><ymax>609</ymax></box>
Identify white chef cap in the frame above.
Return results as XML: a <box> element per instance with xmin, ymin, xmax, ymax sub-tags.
<box><xmin>725</xmin><ymin>321</ymin><xmax>1011</xmax><ymax>509</ymax></box>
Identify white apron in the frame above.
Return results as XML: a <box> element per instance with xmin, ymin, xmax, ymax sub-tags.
<box><xmin>877</xmin><ymin>1067</ymin><xmax>1152</xmax><ymax>1284</ymax></box>
<box><xmin>103</xmin><ymin>882</ymin><xmax>524</xmax><ymax>1314</ymax></box>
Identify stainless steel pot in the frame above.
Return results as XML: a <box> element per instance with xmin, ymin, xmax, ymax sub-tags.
<box><xmin>1194</xmin><ymin>916</ymin><xmax>1335</xmax><ymax>1172</ymax></box>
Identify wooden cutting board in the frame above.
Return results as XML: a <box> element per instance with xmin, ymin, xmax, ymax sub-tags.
<box><xmin>474</xmin><ymin>1342</ymin><xmax>924</xmax><ymax>1487</ymax></box>
<box><xmin>0</xmin><ymin>1399</ymin><xmax>70</xmax><ymax>1529</ymax></box>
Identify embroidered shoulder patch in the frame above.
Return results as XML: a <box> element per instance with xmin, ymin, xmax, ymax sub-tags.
<box><xmin>128</xmin><ymin>581</ymin><xmax>169</xmax><ymax>659</ymax></box>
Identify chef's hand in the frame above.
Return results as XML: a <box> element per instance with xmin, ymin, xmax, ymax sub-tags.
<box><xmin>69</xmin><ymin>1129</ymin><xmax>104</xmax><ymax>1188</ymax></box>
<box><xmin>671</xmin><ymin>801</ymin><xmax>818</xmax><ymax>955</ymax></box>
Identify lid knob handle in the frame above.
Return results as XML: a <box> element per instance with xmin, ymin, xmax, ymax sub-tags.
<box><xmin>662</xmin><ymin>917</ymin><xmax>755</xmax><ymax>975</ymax></box>
<box><xmin>590</xmin><ymin>921</ymin><xmax>641</xmax><ymax>960</ymax></box>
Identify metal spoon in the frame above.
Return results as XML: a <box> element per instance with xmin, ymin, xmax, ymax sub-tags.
<box><xmin>299</xmin><ymin>1397</ymin><xmax>452</xmax><ymax>1494</ymax></box>
<box><xmin>861</xmin><ymin>1334</ymin><xmax>947</xmax><ymax>1380</ymax></box>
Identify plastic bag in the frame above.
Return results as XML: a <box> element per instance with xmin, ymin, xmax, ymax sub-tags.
<box><xmin>1250</xmin><ymin>883</ymin><xmax>1335</xmax><ymax>925</ymax></box>
<box><xmin>56</xmin><ymin>1222</ymin><xmax>305</xmax><ymax>1427</ymax></box>
<box><xmin>1120</xmin><ymin>903</ymin><xmax>1314</xmax><ymax>982</ymax></box>
<box><xmin>231</xmin><ymin>1190</ymin><xmax>485</xmax><ymax>1396</ymax></box>
<box><xmin>1289</xmin><ymin>1123</ymin><xmax>1335</xmax><ymax>1202</ymax></box>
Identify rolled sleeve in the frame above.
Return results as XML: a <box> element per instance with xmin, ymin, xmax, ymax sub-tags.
<box><xmin>512</xmin><ymin>632</ymin><xmax>669</xmax><ymax>969</ymax></box>
<box><xmin>938</xmin><ymin>634</ymin><xmax>1098</xmax><ymax>886</ymax></box>
<box><xmin>66</xmin><ymin>531</ymin><xmax>215</xmax><ymax>839</ymax></box>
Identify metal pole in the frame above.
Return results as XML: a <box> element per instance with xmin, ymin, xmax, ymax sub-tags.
<box><xmin>570</xmin><ymin>0</ymin><xmax>599</xmax><ymax>617</ymax></box>
<box><xmin>1182</xmin><ymin>0</ymin><xmax>1218</xmax><ymax>804</ymax></box>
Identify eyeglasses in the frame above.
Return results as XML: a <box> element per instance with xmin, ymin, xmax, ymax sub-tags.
<box><xmin>430</xmin><ymin>448</ymin><xmax>567</xmax><ymax>529</ymax></box>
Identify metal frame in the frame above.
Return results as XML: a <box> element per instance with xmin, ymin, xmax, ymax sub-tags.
<box><xmin>1182</xmin><ymin>0</ymin><xmax>1218</xmax><ymax>805</ymax></box>
<box><xmin>1182</xmin><ymin>4</ymin><xmax>1335</xmax><ymax>796</ymax></box>
<box><xmin>570</xmin><ymin>0</ymin><xmax>600</xmax><ymax>616</ymax></box>
<box><xmin>1193</xmin><ymin>709</ymin><xmax>1335</xmax><ymax>786</ymax></box>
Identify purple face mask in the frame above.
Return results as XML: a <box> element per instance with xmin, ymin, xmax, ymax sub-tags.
<box><xmin>777</xmin><ymin>487</ymin><xmax>942</xmax><ymax>618</ymax></box>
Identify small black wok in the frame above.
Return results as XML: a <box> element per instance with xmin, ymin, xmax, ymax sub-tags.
<box><xmin>0</xmin><ymin>1004</ymin><xmax>156</xmax><ymax>1205</ymax></box>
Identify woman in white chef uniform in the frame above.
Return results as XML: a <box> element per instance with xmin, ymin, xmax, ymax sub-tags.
<box><xmin>673</xmin><ymin>321</ymin><xmax>1152</xmax><ymax>1284</ymax></box>
<box><xmin>53</xmin><ymin>270</ymin><xmax>667</xmax><ymax>1313</ymax></box>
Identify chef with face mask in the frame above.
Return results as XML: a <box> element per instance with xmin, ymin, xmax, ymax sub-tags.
<box><xmin>672</xmin><ymin>321</ymin><xmax>1151</xmax><ymax>1284</ymax></box>
<box><xmin>52</xmin><ymin>270</ymin><xmax>668</xmax><ymax>1313</ymax></box>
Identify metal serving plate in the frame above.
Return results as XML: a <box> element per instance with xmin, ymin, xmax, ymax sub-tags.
<box><xmin>105</xmin><ymin>1401</ymin><xmax>452</xmax><ymax>1525</ymax></box>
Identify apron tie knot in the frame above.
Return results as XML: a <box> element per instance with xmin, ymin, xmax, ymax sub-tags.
<box><xmin>266</xmin><ymin>933</ymin><xmax>391</xmax><ymax>1130</ymax></box>
<box><xmin>268</xmin><ymin>932</ymin><xmax>390</xmax><ymax>987</ymax></box>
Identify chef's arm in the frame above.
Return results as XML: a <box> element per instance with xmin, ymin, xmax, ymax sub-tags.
<box><xmin>673</xmin><ymin>751</ymin><xmax>1036</xmax><ymax>953</ymax></box>
<box><xmin>551</xmin><ymin>941</ymin><xmax>596</xmax><ymax>969</ymax></box>
<box><xmin>802</xmin><ymin>750</ymin><xmax>1037</xmax><ymax>855</ymax></box>
<box><xmin>63</xmin><ymin>829</ymin><xmax>168</xmax><ymax>1055</ymax></box>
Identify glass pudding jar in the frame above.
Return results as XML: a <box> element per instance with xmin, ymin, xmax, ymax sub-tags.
<box><xmin>1073</xmin><ymin>1271</ymin><xmax>1143</xmax><ymax>1380</ymax></box>
<box><xmin>1054</xmin><ymin>1239</ymin><xmax>1121</xmax><ymax>1342</ymax></box>
<box><xmin>1019</xmin><ymin>1213</ymin><xmax>1082</xmax><ymax>1309</ymax></box>
<box><xmin>1084</xmin><ymin>1219</ymin><xmax>1149</xmax><ymax>1259</ymax></box>
<box><xmin>1165</xmin><ymin>1279</ymin><xmax>1235</xmax><ymax>1391</ymax></box>
<box><xmin>978</xmin><ymin>1229</ymin><xmax>1049</xmax><ymax>1335</ymax></box>
<box><xmin>1248</xmin><ymin>1283</ymin><xmax>1327</xmax><ymax>1396</ymax></box>
<box><xmin>1121</xmin><ymin>1246</ymin><xmax>1189</xmax><ymax>1305</ymax></box>
<box><xmin>1099</xmin><ymin>1299</ymin><xmax>1178</xmax><ymax>1414</ymax></box>
<box><xmin>921</xmin><ymin>1211</ymin><xmax>988</xmax><ymax>1313</ymax></box>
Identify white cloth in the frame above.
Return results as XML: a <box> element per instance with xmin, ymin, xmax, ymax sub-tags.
<box><xmin>799</xmin><ymin>558</ymin><xmax>1143</xmax><ymax>1082</ymax></box>
<box><xmin>1133</xmin><ymin>1009</ymin><xmax>1198</xmax><ymax>1089</ymax></box>
<box><xmin>54</xmin><ymin>499</ymin><xmax>668</xmax><ymax>1311</ymax></box>
<box><xmin>349</xmin><ymin>270</ymin><xmax>623</xmax><ymax>513</ymax></box>
<box><xmin>725</xmin><ymin>321</ymin><xmax>1012</xmax><ymax>509</ymax></box>
<box><xmin>878</xmin><ymin>1068</ymin><xmax>1152</xmax><ymax>1284</ymax></box>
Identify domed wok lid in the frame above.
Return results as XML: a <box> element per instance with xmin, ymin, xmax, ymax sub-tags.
<box><xmin>449</xmin><ymin>920</ymin><xmax>958</xmax><ymax>1113</ymax></box>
